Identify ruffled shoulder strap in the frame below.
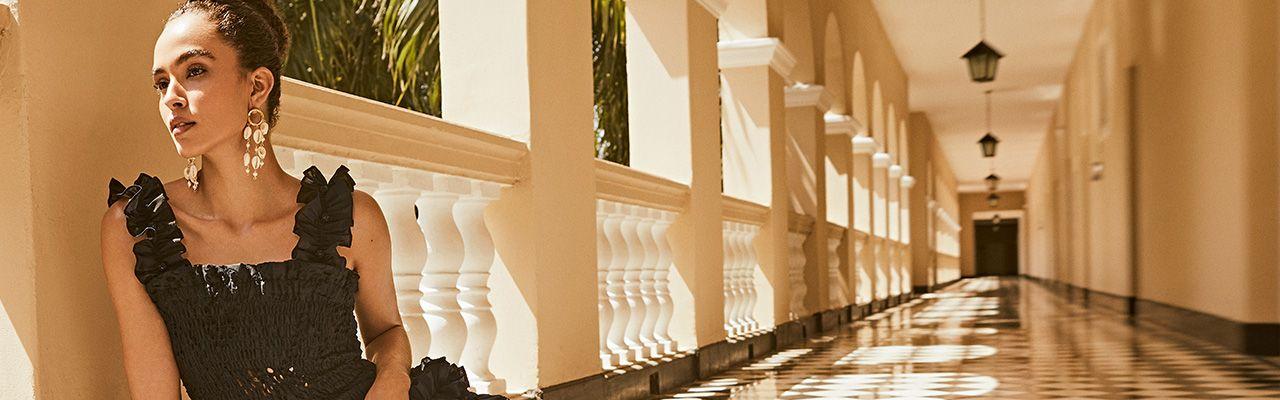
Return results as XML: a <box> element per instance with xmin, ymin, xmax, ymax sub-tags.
<box><xmin>106</xmin><ymin>173</ymin><xmax>190</xmax><ymax>285</ymax></box>
<box><xmin>291</xmin><ymin>164</ymin><xmax>356</xmax><ymax>269</ymax></box>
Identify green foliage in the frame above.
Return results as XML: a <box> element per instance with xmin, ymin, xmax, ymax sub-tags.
<box><xmin>276</xmin><ymin>0</ymin><xmax>440</xmax><ymax>117</ymax></box>
<box><xmin>276</xmin><ymin>0</ymin><xmax>629</xmax><ymax>163</ymax></box>
<box><xmin>593</xmin><ymin>0</ymin><xmax>630</xmax><ymax>165</ymax></box>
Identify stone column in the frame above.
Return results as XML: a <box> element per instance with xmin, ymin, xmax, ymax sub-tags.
<box><xmin>440</xmin><ymin>0</ymin><xmax>599</xmax><ymax>386</ymax></box>
<box><xmin>623</xmin><ymin>0</ymin><xmax>728</xmax><ymax>349</ymax></box>
<box><xmin>719</xmin><ymin>0</ymin><xmax>795</xmax><ymax>331</ymax></box>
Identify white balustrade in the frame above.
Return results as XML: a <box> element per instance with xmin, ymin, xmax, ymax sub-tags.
<box><xmin>620</xmin><ymin>207</ymin><xmax>647</xmax><ymax>360</ymax></box>
<box><xmin>601</xmin><ymin>202</ymin><xmax>632</xmax><ymax>365</ymax></box>
<box><xmin>455</xmin><ymin>181</ymin><xmax>506</xmax><ymax>394</ymax></box>
<box><xmin>827</xmin><ymin>226</ymin><xmax>849</xmax><ymax>308</ymax></box>
<box><xmin>853</xmin><ymin>231</ymin><xmax>872</xmax><ymax>305</ymax></box>
<box><xmin>651</xmin><ymin>211</ymin><xmax>678</xmax><ymax>355</ymax></box>
<box><xmin>595</xmin><ymin>200</ymin><xmax>682</xmax><ymax>368</ymax></box>
<box><xmin>787</xmin><ymin>213</ymin><xmax>813</xmax><ymax>321</ymax></box>
<box><xmin>279</xmin><ymin>148</ymin><xmax>509</xmax><ymax>392</ymax></box>
<box><xmin>722</xmin><ymin>222</ymin><xmax>741</xmax><ymax>336</ymax></box>
<box><xmin>741</xmin><ymin>223</ymin><xmax>760</xmax><ymax>334</ymax></box>
<box><xmin>786</xmin><ymin>231</ymin><xmax>808</xmax><ymax>320</ymax></box>
<box><xmin>596</xmin><ymin>202</ymin><xmax>616</xmax><ymax>367</ymax></box>
<box><xmin>722</xmin><ymin>221</ymin><xmax>762</xmax><ymax>338</ymax></box>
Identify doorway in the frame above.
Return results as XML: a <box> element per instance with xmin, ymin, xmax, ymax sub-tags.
<box><xmin>975</xmin><ymin>218</ymin><xmax>1019</xmax><ymax>276</ymax></box>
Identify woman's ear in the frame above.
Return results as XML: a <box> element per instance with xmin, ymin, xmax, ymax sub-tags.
<box><xmin>248</xmin><ymin>66</ymin><xmax>275</xmax><ymax>109</ymax></box>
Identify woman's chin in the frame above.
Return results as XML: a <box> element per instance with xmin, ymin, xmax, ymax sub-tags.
<box><xmin>174</xmin><ymin>144</ymin><xmax>201</xmax><ymax>159</ymax></box>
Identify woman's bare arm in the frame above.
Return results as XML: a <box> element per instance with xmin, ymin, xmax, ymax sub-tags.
<box><xmin>347</xmin><ymin>190</ymin><xmax>412</xmax><ymax>397</ymax></box>
<box><xmin>102</xmin><ymin>200</ymin><xmax>183</xmax><ymax>400</ymax></box>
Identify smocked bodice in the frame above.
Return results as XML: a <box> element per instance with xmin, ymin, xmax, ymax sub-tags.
<box><xmin>107</xmin><ymin>165</ymin><xmax>504</xmax><ymax>400</ymax></box>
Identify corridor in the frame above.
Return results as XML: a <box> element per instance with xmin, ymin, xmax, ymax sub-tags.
<box><xmin>661</xmin><ymin>277</ymin><xmax>1280</xmax><ymax>399</ymax></box>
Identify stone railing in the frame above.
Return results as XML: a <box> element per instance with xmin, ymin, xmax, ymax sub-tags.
<box><xmin>721</xmin><ymin>195</ymin><xmax>768</xmax><ymax>339</ymax></box>
<box><xmin>593</xmin><ymin>160</ymin><xmax>689</xmax><ymax>368</ymax></box>
<box><xmin>275</xmin><ymin>78</ymin><xmax>528</xmax><ymax>394</ymax></box>
<box><xmin>786</xmin><ymin>212</ymin><xmax>814</xmax><ymax>320</ymax></box>
<box><xmin>851</xmin><ymin>229</ymin><xmax>873</xmax><ymax>305</ymax></box>
<box><xmin>826</xmin><ymin>223</ymin><xmax>850</xmax><ymax>308</ymax></box>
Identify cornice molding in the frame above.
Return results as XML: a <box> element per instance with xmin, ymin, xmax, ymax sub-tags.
<box><xmin>718</xmin><ymin>38</ymin><xmax>797</xmax><ymax>77</ymax></box>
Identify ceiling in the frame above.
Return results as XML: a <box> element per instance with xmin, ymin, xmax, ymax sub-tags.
<box><xmin>872</xmin><ymin>0</ymin><xmax>1094</xmax><ymax>192</ymax></box>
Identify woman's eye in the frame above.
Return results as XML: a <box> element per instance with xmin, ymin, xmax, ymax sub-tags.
<box><xmin>188</xmin><ymin>66</ymin><xmax>206</xmax><ymax>77</ymax></box>
<box><xmin>153</xmin><ymin>80</ymin><xmax>168</xmax><ymax>93</ymax></box>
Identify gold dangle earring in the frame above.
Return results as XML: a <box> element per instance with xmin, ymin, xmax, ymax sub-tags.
<box><xmin>184</xmin><ymin>156</ymin><xmax>200</xmax><ymax>190</ymax></box>
<box><xmin>243</xmin><ymin>108</ymin><xmax>268</xmax><ymax>179</ymax></box>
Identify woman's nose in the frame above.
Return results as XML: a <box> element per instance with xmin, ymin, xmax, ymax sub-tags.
<box><xmin>163</xmin><ymin>85</ymin><xmax>185</xmax><ymax>110</ymax></box>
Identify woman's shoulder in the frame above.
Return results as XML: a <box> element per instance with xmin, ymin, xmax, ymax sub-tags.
<box><xmin>102</xmin><ymin>171</ymin><xmax>184</xmax><ymax>235</ymax></box>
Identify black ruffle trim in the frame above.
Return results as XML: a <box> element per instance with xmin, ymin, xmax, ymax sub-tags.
<box><xmin>107</xmin><ymin>173</ymin><xmax>190</xmax><ymax>285</ymax></box>
<box><xmin>408</xmin><ymin>356</ymin><xmax>506</xmax><ymax>400</ymax></box>
<box><xmin>292</xmin><ymin>164</ymin><xmax>356</xmax><ymax>269</ymax></box>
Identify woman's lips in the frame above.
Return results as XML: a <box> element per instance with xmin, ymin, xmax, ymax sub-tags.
<box><xmin>173</xmin><ymin>121</ymin><xmax>196</xmax><ymax>136</ymax></box>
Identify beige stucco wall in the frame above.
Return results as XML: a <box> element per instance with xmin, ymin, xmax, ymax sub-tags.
<box><xmin>1</xmin><ymin>0</ymin><xmax>181</xmax><ymax>398</ymax></box>
<box><xmin>1025</xmin><ymin>0</ymin><xmax>1279</xmax><ymax>324</ymax></box>
<box><xmin>0</xmin><ymin>2</ymin><xmax>37</xmax><ymax>399</ymax></box>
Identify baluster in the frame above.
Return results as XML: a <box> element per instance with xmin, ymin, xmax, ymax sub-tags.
<box><xmin>619</xmin><ymin>205</ymin><xmax>646</xmax><ymax>360</ymax></box>
<box><xmin>287</xmin><ymin>149</ymin><xmax>312</xmax><ymax>177</ymax></box>
<box><xmin>855</xmin><ymin>235</ymin><xmax>871</xmax><ymax>305</ymax></box>
<box><xmin>455</xmin><ymin>180</ymin><xmax>506</xmax><ymax>394</ymax></box>
<box><xmin>277</xmin><ymin>147</ymin><xmax>297</xmax><ymax>174</ymax></box>
<box><xmin>721</xmin><ymin>221</ymin><xmax>737</xmax><ymax>336</ymax></box>
<box><xmin>416</xmin><ymin>175</ymin><xmax>469</xmax><ymax>362</ymax></box>
<box><xmin>635</xmin><ymin>208</ymin><xmax>660</xmax><ymax>358</ymax></box>
<box><xmin>888</xmin><ymin>240</ymin><xmax>899</xmax><ymax>296</ymax></box>
<box><xmin>787</xmin><ymin>231</ymin><xmax>807</xmax><ymax>320</ymax></box>
<box><xmin>729</xmin><ymin>223</ymin><xmax>743</xmax><ymax>336</ymax></box>
<box><xmin>602</xmin><ymin>203</ymin><xmax>631</xmax><ymax>365</ymax></box>
<box><xmin>741</xmin><ymin>223</ymin><xmax>760</xmax><ymax>334</ymax></box>
<box><xmin>732</xmin><ymin>223</ymin><xmax>747</xmax><ymax>335</ymax></box>
<box><xmin>737</xmin><ymin>223</ymin><xmax>747</xmax><ymax>335</ymax></box>
<box><xmin>370</xmin><ymin>167</ymin><xmax>432</xmax><ymax>360</ymax></box>
<box><xmin>595</xmin><ymin>201</ymin><xmax>616</xmax><ymax>367</ymax></box>
<box><xmin>827</xmin><ymin>235</ymin><xmax>847</xmax><ymax>307</ymax></box>
<box><xmin>651</xmin><ymin>210</ymin><xmax>677</xmax><ymax>354</ymax></box>
<box><xmin>876</xmin><ymin>237</ymin><xmax>888</xmax><ymax>300</ymax></box>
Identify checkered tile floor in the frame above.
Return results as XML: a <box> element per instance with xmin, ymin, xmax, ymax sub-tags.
<box><xmin>657</xmin><ymin>277</ymin><xmax>1280</xmax><ymax>399</ymax></box>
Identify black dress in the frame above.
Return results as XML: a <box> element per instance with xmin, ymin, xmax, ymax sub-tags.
<box><xmin>107</xmin><ymin>164</ymin><xmax>503</xmax><ymax>400</ymax></box>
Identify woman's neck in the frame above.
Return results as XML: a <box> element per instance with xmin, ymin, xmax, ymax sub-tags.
<box><xmin>188</xmin><ymin>138</ymin><xmax>298</xmax><ymax>228</ymax></box>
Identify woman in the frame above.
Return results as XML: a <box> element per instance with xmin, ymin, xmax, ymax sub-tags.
<box><xmin>100</xmin><ymin>1</ymin><xmax>502</xmax><ymax>399</ymax></box>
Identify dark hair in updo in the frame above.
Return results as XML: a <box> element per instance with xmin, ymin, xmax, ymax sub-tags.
<box><xmin>169</xmin><ymin>0</ymin><xmax>291</xmax><ymax>126</ymax></box>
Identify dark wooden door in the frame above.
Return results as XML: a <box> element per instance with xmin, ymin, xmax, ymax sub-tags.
<box><xmin>975</xmin><ymin>218</ymin><xmax>1019</xmax><ymax>276</ymax></box>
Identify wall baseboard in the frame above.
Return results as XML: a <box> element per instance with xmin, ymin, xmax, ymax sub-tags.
<box><xmin>1021</xmin><ymin>275</ymin><xmax>1280</xmax><ymax>357</ymax></box>
<box><xmin>538</xmin><ymin>289</ymin><xmax>935</xmax><ymax>399</ymax></box>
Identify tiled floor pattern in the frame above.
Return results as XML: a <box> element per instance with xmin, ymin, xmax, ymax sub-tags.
<box><xmin>658</xmin><ymin>277</ymin><xmax>1280</xmax><ymax>399</ymax></box>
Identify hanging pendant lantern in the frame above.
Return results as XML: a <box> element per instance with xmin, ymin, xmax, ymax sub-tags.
<box><xmin>979</xmin><ymin>133</ymin><xmax>1000</xmax><ymax>158</ymax></box>
<box><xmin>979</xmin><ymin>90</ymin><xmax>999</xmax><ymax>157</ymax></box>
<box><xmin>985</xmin><ymin>174</ymin><xmax>1001</xmax><ymax>191</ymax></box>
<box><xmin>986</xmin><ymin>192</ymin><xmax>1001</xmax><ymax>207</ymax></box>
<box><xmin>961</xmin><ymin>0</ymin><xmax>1004</xmax><ymax>83</ymax></box>
<box><xmin>963</xmin><ymin>41</ymin><xmax>1004</xmax><ymax>83</ymax></box>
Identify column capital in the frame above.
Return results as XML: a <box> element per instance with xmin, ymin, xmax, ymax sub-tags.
<box><xmin>852</xmin><ymin>136</ymin><xmax>877</xmax><ymax>155</ymax></box>
<box><xmin>872</xmin><ymin>152</ymin><xmax>891</xmax><ymax>168</ymax></box>
<box><xmin>785</xmin><ymin>83</ymin><xmax>832</xmax><ymax>111</ymax></box>
<box><xmin>718</xmin><ymin>38</ymin><xmax>797</xmax><ymax>78</ymax></box>
<box><xmin>901</xmin><ymin>175</ymin><xmax>916</xmax><ymax>188</ymax></box>
<box><xmin>823</xmin><ymin>113</ymin><xmax>866</xmax><ymax>137</ymax></box>
<box><xmin>888</xmin><ymin>165</ymin><xmax>903</xmax><ymax>179</ymax></box>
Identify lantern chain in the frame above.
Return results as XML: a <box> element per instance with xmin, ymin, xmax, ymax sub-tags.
<box><xmin>979</xmin><ymin>0</ymin><xmax>987</xmax><ymax>40</ymax></box>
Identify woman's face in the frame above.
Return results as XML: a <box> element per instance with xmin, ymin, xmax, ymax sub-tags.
<box><xmin>152</xmin><ymin>12</ymin><xmax>271</xmax><ymax>159</ymax></box>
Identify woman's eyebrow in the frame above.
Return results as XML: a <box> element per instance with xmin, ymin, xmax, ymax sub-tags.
<box><xmin>152</xmin><ymin>48</ymin><xmax>215</xmax><ymax>76</ymax></box>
